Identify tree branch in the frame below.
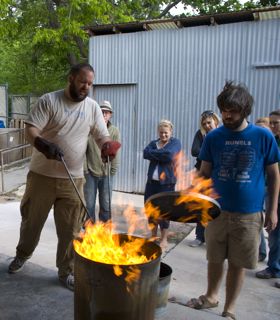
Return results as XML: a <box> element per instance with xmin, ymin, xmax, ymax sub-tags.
<box><xmin>158</xmin><ymin>0</ymin><xmax>182</xmax><ymax>18</ymax></box>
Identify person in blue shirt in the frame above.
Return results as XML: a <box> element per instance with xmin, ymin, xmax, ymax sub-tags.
<box><xmin>256</xmin><ymin>110</ymin><xmax>280</xmax><ymax>288</ymax></box>
<box><xmin>143</xmin><ymin>119</ymin><xmax>181</xmax><ymax>250</ymax></box>
<box><xmin>186</xmin><ymin>81</ymin><xmax>280</xmax><ymax>320</ymax></box>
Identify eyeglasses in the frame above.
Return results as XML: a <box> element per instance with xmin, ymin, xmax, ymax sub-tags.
<box><xmin>201</xmin><ymin>111</ymin><xmax>214</xmax><ymax>118</ymax></box>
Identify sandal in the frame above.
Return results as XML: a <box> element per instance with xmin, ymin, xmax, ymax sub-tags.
<box><xmin>186</xmin><ymin>295</ymin><xmax>219</xmax><ymax>309</ymax></box>
<box><xmin>222</xmin><ymin>311</ymin><xmax>236</xmax><ymax>320</ymax></box>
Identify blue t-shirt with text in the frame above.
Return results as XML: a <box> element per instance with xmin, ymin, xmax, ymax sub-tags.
<box><xmin>199</xmin><ymin>123</ymin><xmax>280</xmax><ymax>213</ymax></box>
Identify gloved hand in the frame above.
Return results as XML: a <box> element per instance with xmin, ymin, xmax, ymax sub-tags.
<box><xmin>101</xmin><ymin>141</ymin><xmax>121</xmax><ymax>162</ymax></box>
<box><xmin>34</xmin><ymin>136</ymin><xmax>64</xmax><ymax>161</ymax></box>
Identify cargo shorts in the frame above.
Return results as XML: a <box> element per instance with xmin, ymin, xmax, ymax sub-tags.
<box><xmin>205</xmin><ymin>210</ymin><xmax>263</xmax><ymax>269</ymax></box>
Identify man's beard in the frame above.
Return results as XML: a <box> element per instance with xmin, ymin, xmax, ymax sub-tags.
<box><xmin>223</xmin><ymin>117</ymin><xmax>245</xmax><ymax>130</ymax></box>
<box><xmin>69</xmin><ymin>82</ymin><xmax>88</xmax><ymax>102</ymax></box>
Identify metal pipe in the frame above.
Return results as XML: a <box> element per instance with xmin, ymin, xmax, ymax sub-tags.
<box><xmin>107</xmin><ymin>156</ymin><xmax>112</xmax><ymax>216</ymax></box>
<box><xmin>60</xmin><ymin>156</ymin><xmax>91</xmax><ymax>221</ymax></box>
<box><xmin>0</xmin><ymin>143</ymin><xmax>31</xmax><ymax>194</ymax></box>
<box><xmin>1</xmin><ymin>152</ymin><xmax>4</xmax><ymax>193</ymax></box>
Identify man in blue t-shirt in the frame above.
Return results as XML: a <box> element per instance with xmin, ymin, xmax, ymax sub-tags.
<box><xmin>186</xmin><ymin>82</ymin><xmax>280</xmax><ymax>320</ymax></box>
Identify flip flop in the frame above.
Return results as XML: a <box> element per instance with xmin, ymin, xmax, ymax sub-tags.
<box><xmin>186</xmin><ymin>295</ymin><xmax>219</xmax><ymax>309</ymax></box>
<box><xmin>222</xmin><ymin>311</ymin><xmax>236</xmax><ymax>320</ymax></box>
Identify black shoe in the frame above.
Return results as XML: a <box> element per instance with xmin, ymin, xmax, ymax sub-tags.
<box><xmin>59</xmin><ymin>274</ymin><xmax>74</xmax><ymax>291</ymax></box>
<box><xmin>8</xmin><ymin>257</ymin><xmax>27</xmax><ymax>274</ymax></box>
<box><xmin>258</xmin><ymin>254</ymin><xmax>266</xmax><ymax>262</ymax></box>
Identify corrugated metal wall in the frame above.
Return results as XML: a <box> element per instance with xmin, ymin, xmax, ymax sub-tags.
<box><xmin>89</xmin><ymin>18</ymin><xmax>280</xmax><ymax>194</ymax></box>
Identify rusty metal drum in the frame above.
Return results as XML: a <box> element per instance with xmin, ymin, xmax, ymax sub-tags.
<box><xmin>74</xmin><ymin>235</ymin><xmax>161</xmax><ymax>320</ymax></box>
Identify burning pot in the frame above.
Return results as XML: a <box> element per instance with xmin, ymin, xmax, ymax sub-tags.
<box><xmin>74</xmin><ymin>231</ymin><xmax>161</xmax><ymax>320</ymax></box>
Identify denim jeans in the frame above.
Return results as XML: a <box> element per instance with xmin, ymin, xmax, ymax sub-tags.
<box><xmin>267</xmin><ymin>207</ymin><xmax>280</xmax><ymax>276</ymax></box>
<box><xmin>144</xmin><ymin>181</ymin><xmax>175</xmax><ymax>230</ymax></box>
<box><xmin>84</xmin><ymin>172</ymin><xmax>113</xmax><ymax>223</ymax></box>
<box><xmin>195</xmin><ymin>222</ymin><xmax>205</xmax><ymax>242</ymax></box>
<box><xmin>259</xmin><ymin>229</ymin><xmax>267</xmax><ymax>258</ymax></box>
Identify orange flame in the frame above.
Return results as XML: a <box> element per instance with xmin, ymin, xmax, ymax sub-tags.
<box><xmin>73</xmin><ymin>220</ymin><xmax>158</xmax><ymax>290</ymax></box>
<box><xmin>144</xmin><ymin>151</ymin><xmax>219</xmax><ymax>227</ymax></box>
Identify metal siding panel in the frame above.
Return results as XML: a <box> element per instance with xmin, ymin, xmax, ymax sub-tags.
<box><xmin>90</xmin><ymin>34</ymin><xmax>138</xmax><ymax>84</ymax></box>
<box><xmin>92</xmin><ymin>85</ymin><xmax>136</xmax><ymax>193</ymax></box>
<box><xmin>89</xmin><ymin>18</ymin><xmax>280</xmax><ymax>194</ymax></box>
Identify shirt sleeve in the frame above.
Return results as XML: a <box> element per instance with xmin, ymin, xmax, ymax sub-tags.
<box><xmin>24</xmin><ymin>95</ymin><xmax>51</xmax><ymax>131</ymax></box>
<box><xmin>143</xmin><ymin>138</ymin><xmax>181</xmax><ymax>163</ymax></box>
<box><xmin>191</xmin><ymin>130</ymin><xmax>203</xmax><ymax>157</ymax></box>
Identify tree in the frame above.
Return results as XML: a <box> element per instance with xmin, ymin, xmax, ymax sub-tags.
<box><xmin>0</xmin><ymin>0</ymin><xmax>278</xmax><ymax>95</ymax></box>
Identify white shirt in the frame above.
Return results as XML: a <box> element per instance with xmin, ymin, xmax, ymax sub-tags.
<box><xmin>26</xmin><ymin>90</ymin><xmax>109</xmax><ymax>178</ymax></box>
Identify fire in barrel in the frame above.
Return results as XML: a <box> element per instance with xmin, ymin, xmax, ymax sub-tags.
<box><xmin>73</xmin><ymin>220</ymin><xmax>161</xmax><ymax>320</ymax></box>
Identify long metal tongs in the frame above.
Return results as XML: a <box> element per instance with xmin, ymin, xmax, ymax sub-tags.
<box><xmin>60</xmin><ymin>155</ymin><xmax>91</xmax><ymax>222</ymax></box>
<box><xmin>107</xmin><ymin>156</ymin><xmax>112</xmax><ymax>215</ymax></box>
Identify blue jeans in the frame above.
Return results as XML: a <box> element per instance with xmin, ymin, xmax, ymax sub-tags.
<box><xmin>195</xmin><ymin>222</ymin><xmax>205</xmax><ymax>242</ymax></box>
<box><xmin>267</xmin><ymin>207</ymin><xmax>280</xmax><ymax>276</ymax></box>
<box><xmin>84</xmin><ymin>172</ymin><xmax>112</xmax><ymax>223</ymax></box>
<box><xmin>144</xmin><ymin>181</ymin><xmax>175</xmax><ymax>230</ymax></box>
<box><xmin>259</xmin><ymin>229</ymin><xmax>267</xmax><ymax>259</ymax></box>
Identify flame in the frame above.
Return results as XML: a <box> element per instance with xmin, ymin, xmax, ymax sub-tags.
<box><xmin>73</xmin><ymin>220</ymin><xmax>158</xmax><ymax>290</ymax></box>
<box><xmin>159</xmin><ymin>172</ymin><xmax>166</xmax><ymax>181</ymax></box>
<box><xmin>144</xmin><ymin>151</ymin><xmax>219</xmax><ymax>227</ymax></box>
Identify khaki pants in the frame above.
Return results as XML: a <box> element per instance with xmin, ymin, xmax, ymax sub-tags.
<box><xmin>16</xmin><ymin>171</ymin><xmax>85</xmax><ymax>278</ymax></box>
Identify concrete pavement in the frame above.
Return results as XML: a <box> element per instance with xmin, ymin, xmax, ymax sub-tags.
<box><xmin>0</xmin><ymin>166</ymin><xmax>280</xmax><ymax>320</ymax></box>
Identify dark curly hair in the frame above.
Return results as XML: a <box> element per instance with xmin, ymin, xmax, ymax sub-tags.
<box><xmin>217</xmin><ymin>81</ymin><xmax>253</xmax><ymax>118</ymax></box>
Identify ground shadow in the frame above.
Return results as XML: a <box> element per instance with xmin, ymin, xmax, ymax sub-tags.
<box><xmin>0</xmin><ymin>254</ymin><xmax>74</xmax><ymax>320</ymax></box>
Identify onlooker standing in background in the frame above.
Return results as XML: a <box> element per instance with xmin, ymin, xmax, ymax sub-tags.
<box><xmin>189</xmin><ymin>110</ymin><xmax>220</xmax><ymax>247</ymax></box>
<box><xmin>256</xmin><ymin>110</ymin><xmax>280</xmax><ymax>288</ymax></box>
<box><xmin>144</xmin><ymin>120</ymin><xmax>181</xmax><ymax>250</ymax></box>
<box><xmin>84</xmin><ymin>100</ymin><xmax>121</xmax><ymax>223</ymax></box>
<box><xmin>255</xmin><ymin>117</ymin><xmax>270</xmax><ymax>129</ymax></box>
<box><xmin>255</xmin><ymin>117</ymin><xmax>271</xmax><ymax>262</ymax></box>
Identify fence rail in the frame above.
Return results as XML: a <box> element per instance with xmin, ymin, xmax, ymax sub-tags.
<box><xmin>0</xmin><ymin>144</ymin><xmax>31</xmax><ymax>193</ymax></box>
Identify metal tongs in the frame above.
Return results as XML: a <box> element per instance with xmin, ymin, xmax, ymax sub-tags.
<box><xmin>60</xmin><ymin>155</ymin><xmax>91</xmax><ymax>222</ymax></box>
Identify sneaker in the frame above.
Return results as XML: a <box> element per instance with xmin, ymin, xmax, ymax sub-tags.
<box><xmin>59</xmin><ymin>274</ymin><xmax>74</xmax><ymax>291</ymax></box>
<box><xmin>256</xmin><ymin>268</ymin><xmax>277</xmax><ymax>279</ymax></box>
<box><xmin>275</xmin><ymin>282</ymin><xmax>280</xmax><ymax>289</ymax></box>
<box><xmin>8</xmin><ymin>257</ymin><xmax>27</xmax><ymax>274</ymax></box>
<box><xmin>189</xmin><ymin>239</ymin><xmax>204</xmax><ymax>247</ymax></box>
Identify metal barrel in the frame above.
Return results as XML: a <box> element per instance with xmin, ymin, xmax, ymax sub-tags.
<box><xmin>74</xmin><ymin>235</ymin><xmax>161</xmax><ymax>320</ymax></box>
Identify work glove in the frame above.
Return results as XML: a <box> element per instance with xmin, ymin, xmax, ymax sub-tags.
<box><xmin>34</xmin><ymin>136</ymin><xmax>64</xmax><ymax>161</ymax></box>
<box><xmin>101</xmin><ymin>141</ymin><xmax>121</xmax><ymax>162</ymax></box>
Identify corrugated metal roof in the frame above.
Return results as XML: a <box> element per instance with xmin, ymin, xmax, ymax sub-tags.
<box><xmin>255</xmin><ymin>9</ymin><xmax>280</xmax><ymax>20</ymax></box>
<box><xmin>85</xmin><ymin>6</ymin><xmax>280</xmax><ymax>36</ymax></box>
<box><xmin>146</xmin><ymin>21</ymin><xmax>179</xmax><ymax>30</ymax></box>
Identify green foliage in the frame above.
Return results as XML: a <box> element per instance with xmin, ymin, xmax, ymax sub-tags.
<box><xmin>0</xmin><ymin>0</ymin><xmax>278</xmax><ymax>95</ymax></box>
